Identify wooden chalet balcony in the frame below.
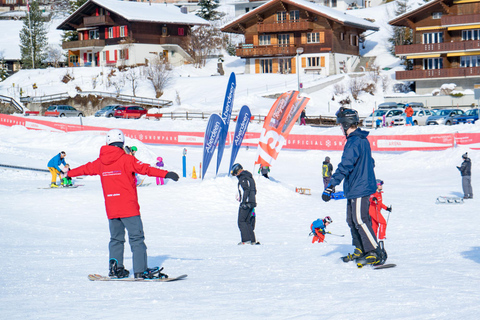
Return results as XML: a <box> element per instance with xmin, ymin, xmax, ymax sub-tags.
<box><xmin>236</xmin><ymin>44</ymin><xmax>298</xmax><ymax>57</ymax></box>
<box><xmin>257</xmin><ymin>20</ymin><xmax>312</xmax><ymax>33</ymax></box>
<box><xmin>84</xmin><ymin>15</ymin><xmax>114</xmax><ymax>27</ymax></box>
<box><xmin>442</xmin><ymin>13</ymin><xmax>480</xmax><ymax>26</ymax></box>
<box><xmin>62</xmin><ymin>39</ymin><xmax>105</xmax><ymax>50</ymax></box>
<box><xmin>159</xmin><ymin>37</ymin><xmax>184</xmax><ymax>46</ymax></box>
<box><xmin>395</xmin><ymin>40</ymin><xmax>480</xmax><ymax>56</ymax></box>
<box><xmin>396</xmin><ymin>66</ymin><xmax>480</xmax><ymax>80</ymax></box>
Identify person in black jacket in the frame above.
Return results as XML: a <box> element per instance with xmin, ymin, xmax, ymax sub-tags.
<box><xmin>231</xmin><ymin>163</ymin><xmax>259</xmax><ymax>245</ymax></box>
<box><xmin>322</xmin><ymin>107</ymin><xmax>386</xmax><ymax>267</ymax></box>
<box><xmin>457</xmin><ymin>152</ymin><xmax>473</xmax><ymax>199</ymax></box>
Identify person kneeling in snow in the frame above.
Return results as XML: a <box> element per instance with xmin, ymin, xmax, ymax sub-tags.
<box><xmin>67</xmin><ymin>129</ymin><xmax>179</xmax><ymax>279</ymax></box>
<box><xmin>310</xmin><ymin>216</ymin><xmax>332</xmax><ymax>243</ymax></box>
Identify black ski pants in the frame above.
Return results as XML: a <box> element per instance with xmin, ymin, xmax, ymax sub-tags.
<box><xmin>238</xmin><ymin>206</ymin><xmax>256</xmax><ymax>243</ymax></box>
<box><xmin>346</xmin><ymin>196</ymin><xmax>378</xmax><ymax>254</ymax></box>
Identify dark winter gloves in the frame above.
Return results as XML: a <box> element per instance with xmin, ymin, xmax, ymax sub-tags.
<box><xmin>165</xmin><ymin>171</ymin><xmax>179</xmax><ymax>181</ymax></box>
<box><xmin>386</xmin><ymin>206</ymin><xmax>392</xmax><ymax>212</ymax></box>
<box><xmin>322</xmin><ymin>185</ymin><xmax>335</xmax><ymax>202</ymax></box>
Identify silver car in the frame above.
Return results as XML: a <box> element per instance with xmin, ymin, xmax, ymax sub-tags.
<box><xmin>45</xmin><ymin>105</ymin><xmax>84</xmax><ymax>117</ymax></box>
<box><xmin>426</xmin><ymin>109</ymin><xmax>464</xmax><ymax>125</ymax></box>
<box><xmin>95</xmin><ymin>105</ymin><xmax>121</xmax><ymax>117</ymax></box>
<box><xmin>390</xmin><ymin>108</ymin><xmax>434</xmax><ymax>126</ymax></box>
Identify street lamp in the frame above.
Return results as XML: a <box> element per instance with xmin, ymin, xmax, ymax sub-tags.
<box><xmin>296</xmin><ymin>47</ymin><xmax>304</xmax><ymax>93</ymax></box>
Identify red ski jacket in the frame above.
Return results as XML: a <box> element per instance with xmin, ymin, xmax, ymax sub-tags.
<box><xmin>369</xmin><ymin>190</ymin><xmax>387</xmax><ymax>218</ymax></box>
<box><xmin>68</xmin><ymin>145</ymin><xmax>168</xmax><ymax>219</ymax></box>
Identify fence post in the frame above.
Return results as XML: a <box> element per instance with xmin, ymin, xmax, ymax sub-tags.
<box><xmin>186</xmin><ymin>111</ymin><xmax>188</xmax><ymax>120</ymax></box>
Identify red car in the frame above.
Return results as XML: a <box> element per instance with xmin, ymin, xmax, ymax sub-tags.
<box><xmin>114</xmin><ymin>106</ymin><xmax>148</xmax><ymax>119</ymax></box>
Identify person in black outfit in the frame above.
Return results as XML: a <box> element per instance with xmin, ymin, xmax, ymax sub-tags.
<box><xmin>457</xmin><ymin>152</ymin><xmax>473</xmax><ymax>199</ymax></box>
<box><xmin>231</xmin><ymin>163</ymin><xmax>258</xmax><ymax>245</ymax></box>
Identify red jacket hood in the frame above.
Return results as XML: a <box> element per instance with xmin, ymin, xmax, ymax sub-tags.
<box><xmin>99</xmin><ymin>145</ymin><xmax>125</xmax><ymax>166</ymax></box>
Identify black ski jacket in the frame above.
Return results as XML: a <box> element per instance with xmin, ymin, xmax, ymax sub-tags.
<box><xmin>237</xmin><ymin>170</ymin><xmax>257</xmax><ymax>207</ymax></box>
<box><xmin>458</xmin><ymin>158</ymin><xmax>472</xmax><ymax>176</ymax></box>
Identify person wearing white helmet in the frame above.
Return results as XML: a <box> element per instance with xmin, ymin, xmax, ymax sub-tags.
<box><xmin>67</xmin><ymin>129</ymin><xmax>179</xmax><ymax>279</ymax></box>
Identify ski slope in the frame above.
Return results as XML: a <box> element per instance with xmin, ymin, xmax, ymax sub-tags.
<box><xmin>1</xmin><ymin>121</ymin><xmax>479</xmax><ymax>319</ymax></box>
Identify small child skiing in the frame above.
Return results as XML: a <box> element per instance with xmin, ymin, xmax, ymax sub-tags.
<box><xmin>60</xmin><ymin>164</ymin><xmax>73</xmax><ymax>187</ymax></box>
<box><xmin>258</xmin><ymin>165</ymin><xmax>270</xmax><ymax>179</ymax></box>
<box><xmin>310</xmin><ymin>216</ymin><xmax>332</xmax><ymax>243</ymax></box>
<box><xmin>369</xmin><ymin>179</ymin><xmax>392</xmax><ymax>241</ymax></box>
<box><xmin>156</xmin><ymin>157</ymin><xmax>164</xmax><ymax>185</ymax></box>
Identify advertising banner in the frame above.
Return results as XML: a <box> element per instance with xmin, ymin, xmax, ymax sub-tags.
<box><xmin>216</xmin><ymin>72</ymin><xmax>236</xmax><ymax>175</ymax></box>
<box><xmin>228</xmin><ymin>105</ymin><xmax>251</xmax><ymax>175</ymax></box>
<box><xmin>201</xmin><ymin>114</ymin><xmax>224</xmax><ymax>179</ymax></box>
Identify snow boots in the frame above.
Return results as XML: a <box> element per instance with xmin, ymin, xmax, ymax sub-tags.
<box><xmin>50</xmin><ymin>183</ymin><xmax>59</xmax><ymax>188</ymax></box>
<box><xmin>356</xmin><ymin>242</ymin><xmax>388</xmax><ymax>268</ymax></box>
<box><xmin>341</xmin><ymin>248</ymin><xmax>363</xmax><ymax>262</ymax></box>
<box><xmin>108</xmin><ymin>259</ymin><xmax>130</xmax><ymax>279</ymax></box>
<box><xmin>134</xmin><ymin>267</ymin><xmax>168</xmax><ymax>279</ymax></box>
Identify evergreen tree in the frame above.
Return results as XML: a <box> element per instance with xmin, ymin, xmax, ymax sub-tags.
<box><xmin>196</xmin><ymin>0</ymin><xmax>224</xmax><ymax>21</ymax></box>
<box><xmin>19</xmin><ymin>1</ymin><xmax>48</xmax><ymax>69</ymax></box>
<box><xmin>0</xmin><ymin>58</ymin><xmax>9</xmax><ymax>81</ymax></box>
<box><xmin>62</xmin><ymin>0</ymin><xmax>88</xmax><ymax>42</ymax></box>
<box><xmin>389</xmin><ymin>0</ymin><xmax>413</xmax><ymax>69</ymax></box>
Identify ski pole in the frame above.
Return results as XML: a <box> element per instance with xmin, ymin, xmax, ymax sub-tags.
<box><xmin>386</xmin><ymin>205</ymin><xmax>392</xmax><ymax>225</ymax></box>
<box><xmin>326</xmin><ymin>231</ymin><xmax>344</xmax><ymax>237</ymax></box>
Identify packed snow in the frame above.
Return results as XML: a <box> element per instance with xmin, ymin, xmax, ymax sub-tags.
<box><xmin>1</xmin><ymin>118</ymin><xmax>480</xmax><ymax>319</ymax></box>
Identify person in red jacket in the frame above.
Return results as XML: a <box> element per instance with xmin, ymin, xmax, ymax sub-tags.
<box><xmin>68</xmin><ymin>129</ymin><xmax>179</xmax><ymax>279</ymax></box>
<box><xmin>369</xmin><ymin>179</ymin><xmax>392</xmax><ymax>241</ymax></box>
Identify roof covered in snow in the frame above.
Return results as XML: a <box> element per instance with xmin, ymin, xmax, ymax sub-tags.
<box><xmin>58</xmin><ymin>0</ymin><xmax>209</xmax><ymax>30</ymax></box>
<box><xmin>222</xmin><ymin>0</ymin><xmax>379</xmax><ymax>32</ymax></box>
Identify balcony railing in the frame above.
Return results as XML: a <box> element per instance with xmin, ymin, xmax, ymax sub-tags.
<box><xmin>395</xmin><ymin>40</ymin><xmax>480</xmax><ymax>55</ymax></box>
<box><xmin>236</xmin><ymin>44</ymin><xmax>298</xmax><ymax>57</ymax></box>
<box><xmin>62</xmin><ymin>39</ymin><xmax>105</xmax><ymax>50</ymax></box>
<box><xmin>84</xmin><ymin>15</ymin><xmax>114</xmax><ymax>27</ymax></box>
<box><xmin>396</xmin><ymin>66</ymin><xmax>480</xmax><ymax>80</ymax></box>
<box><xmin>442</xmin><ymin>13</ymin><xmax>480</xmax><ymax>26</ymax></box>
<box><xmin>257</xmin><ymin>20</ymin><xmax>312</xmax><ymax>33</ymax></box>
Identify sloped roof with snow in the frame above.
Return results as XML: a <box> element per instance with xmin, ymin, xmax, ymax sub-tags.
<box><xmin>58</xmin><ymin>0</ymin><xmax>208</xmax><ymax>30</ymax></box>
<box><xmin>222</xmin><ymin>0</ymin><xmax>379</xmax><ymax>32</ymax></box>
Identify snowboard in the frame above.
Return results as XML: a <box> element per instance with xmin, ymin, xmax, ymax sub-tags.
<box><xmin>88</xmin><ymin>274</ymin><xmax>187</xmax><ymax>282</ymax></box>
<box><xmin>436</xmin><ymin>196</ymin><xmax>464</xmax><ymax>204</ymax></box>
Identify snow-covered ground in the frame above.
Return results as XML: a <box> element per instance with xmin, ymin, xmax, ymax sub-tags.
<box><xmin>1</xmin><ymin>119</ymin><xmax>480</xmax><ymax>319</ymax></box>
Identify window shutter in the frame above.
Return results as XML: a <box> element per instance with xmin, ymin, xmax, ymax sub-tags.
<box><xmin>105</xmin><ymin>27</ymin><xmax>108</xmax><ymax>39</ymax></box>
<box><xmin>301</xmin><ymin>33</ymin><xmax>306</xmax><ymax>44</ymax></box>
<box><xmin>255</xmin><ymin>59</ymin><xmax>260</xmax><ymax>73</ymax></box>
<box><xmin>253</xmin><ymin>35</ymin><xmax>259</xmax><ymax>46</ymax></box>
<box><xmin>291</xmin><ymin>57</ymin><xmax>296</xmax><ymax>74</ymax></box>
<box><xmin>301</xmin><ymin>57</ymin><xmax>306</xmax><ymax>68</ymax></box>
<box><xmin>114</xmin><ymin>50</ymin><xmax>117</xmax><ymax>61</ymax></box>
<box><xmin>84</xmin><ymin>30</ymin><xmax>88</xmax><ymax>40</ymax></box>
<box><xmin>320</xmin><ymin>32</ymin><xmax>325</xmax><ymax>43</ymax></box>
<box><xmin>96</xmin><ymin>8</ymin><xmax>99</xmax><ymax>16</ymax></box>
<box><xmin>106</xmin><ymin>51</ymin><xmax>110</xmax><ymax>61</ymax></box>
<box><xmin>124</xmin><ymin>26</ymin><xmax>128</xmax><ymax>37</ymax></box>
<box><xmin>272</xmin><ymin>59</ymin><xmax>278</xmax><ymax>73</ymax></box>
<box><xmin>83</xmin><ymin>53</ymin><xmax>87</xmax><ymax>63</ymax></box>
<box><xmin>126</xmin><ymin>49</ymin><xmax>129</xmax><ymax>60</ymax></box>
<box><xmin>320</xmin><ymin>56</ymin><xmax>325</xmax><ymax>67</ymax></box>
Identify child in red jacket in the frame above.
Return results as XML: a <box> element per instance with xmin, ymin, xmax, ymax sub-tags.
<box><xmin>369</xmin><ymin>179</ymin><xmax>392</xmax><ymax>241</ymax></box>
<box><xmin>68</xmin><ymin>129</ymin><xmax>179</xmax><ymax>279</ymax></box>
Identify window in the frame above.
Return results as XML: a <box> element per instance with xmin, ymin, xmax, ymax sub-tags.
<box><xmin>119</xmin><ymin>49</ymin><xmax>129</xmax><ymax>60</ymax></box>
<box><xmin>276</xmin><ymin>11</ymin><xmax>287</xmax><ymax>22</ymax></box>
<box><xmin>307</xmin><ymin>32</ymin><xmax>324</xmax><ymax>43</ymax></box>
<box><xmin>278</xmin><ymin>58</ymin><xmax>291</xmax><ymax>74</ymax></box>
<box><xmin>102</xmin><ymin>51</ymin><xmax>106</xmax><ymax>61</ymax></box>
<box><xmin>350</xmin><ymin>34</ymin><xmax>358</xmax><ymax>46</ymax></box>
<box><xmin>308</xmin><ymin>57</ymin><xmax>320</xmax><ymax>67</ymax></box>
<box><xmin>290</xmin><ymin>10</ymin><xmax>299</xmax><ymax>21</ymax></box>
<box><xmin>277</xmin><ymin>34</ymin><xmax>290</xmax><ymax>46</ymax></box>
<box><xmin>259</xmin><ymin>35</ymin><xmax>271</xmax><ymax>45</ymax></box>
<box><xmin>260</xmin><ymin>59</ymin><xmax>273</xmax><ymax>73</ymax></box>
<box><xmin>108</xmin><ymin>27</ymin><xmax>113</xmax><ymax>39</ymax></box>
<box><xmin>423</xmin><ymin>58</ymin><xmax>443</xmax><ymax>70</ymax></box>
<box><xmin>423</xmin><ymin>32</ymin><xmax>443</xmax><ymax>44</ymax></box>
<box><xmin>120</xmin><ymin>26</ymin><xmax>125</xmax><ymax>37</ymax></box>
<box><xmin>432</xmin><ymin>12</ymin><xmax>442</xmax><ymax>19</ymax></box>
<box><xmin>245</xmin><ymin>8</ymin><xmax>250</xmax><ymax>13</ymax></box>
<box><xmin>323</xmin><ymin>0</ymin><xmax>329</xmax><ymax>7</ymax></box>
<box><xmin>461</xmin><ymin>55</ymin><xmax>480</xmax><ymax>67</ymax></box>
<box><xmin>69</xmin><ymin>55</ymin><xmax>79</xmax><ymax>64</ymax></box>
<box><xmin>340</xmin><ymin>32</ymin><xmax>345</xmax><ymax>41</ymax></box>
<box><xmin>462</xmin><ymin>29</ymin><xmax>480</xmax><ymax>40</ymax></box>
<box><xmin>178</xmin><ymin>28</ymin><xmax>184</xmax><ymax>36</ymax></box>
<box><xmin>89</xmin><ymin>29</ymin><xmax>99</xmax><ymax>40</ymax></box>
<box><xmin>331</xmin><ymin>0</ymin><xmax>337</xmax><ymax>7</ymax></box>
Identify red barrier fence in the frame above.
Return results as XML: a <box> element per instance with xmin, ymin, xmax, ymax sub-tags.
<box><xmin>1</xmin><ymin>114</ymin><xmax>479</xmax><ymax>151</ymax></box>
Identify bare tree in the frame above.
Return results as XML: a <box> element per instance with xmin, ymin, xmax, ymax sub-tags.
<box><xmin>125</xmin><ymin>67</ymin><xmax>140</xmax><ymax>96</ymax></box>
<box><xmin>349</xmin><ymin>76</ymin><xmax>365</xmax><ymax>100</ymax></box>
<box><xmin>381</xmin><ymin>75</ymin><xmax>390</xmax><ymax>93</ymax></box>
<box><xmin>145</xmin><ymin>56</ymin><xmax>172</xmax><ymax>98</ymax></box>
<box><xmin>183</xmin><ymin>25</ymin><xmax>224</xmax><ymax>68</ymax></box>
<box><xmin>46</xmin><ymin>45</ymin><xmax>64</xmax><ymax>68</ymax></box>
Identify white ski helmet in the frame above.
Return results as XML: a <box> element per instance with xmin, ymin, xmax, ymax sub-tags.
<box><xmin>106</xmin><ymin>129</ymin><xmax>125</xmax><ymax>145</ymax></box>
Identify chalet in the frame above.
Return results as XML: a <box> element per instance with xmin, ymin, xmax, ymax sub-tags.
<box><xmin>221</xmin><ymin>0</ymin><xmax>378</xmax><ymax>76</ymax></box>
<box><xmin>0</xmin><ymin>0</ymin><xmax>25</xmax><ymax>12</ymax></box>
<box><xmin>57</xmin><ymin>0</ymin><xmax>208</xmax><ymax>68</ymax></box>
<box><xmin>390</xmin><ymin>0</ymin><xmax>480</xmax><ymax>94</ymax></box>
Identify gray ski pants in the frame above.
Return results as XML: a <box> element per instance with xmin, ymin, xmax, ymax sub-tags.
<box><xmin>462</xmin><ymin>176</ymin><xmax>473</xmax><ymax>198</ymax></box>
<box><xmin>108</xmin><ymin>215</ymin><xmax>148</xmax><ymax>274</ymax></box>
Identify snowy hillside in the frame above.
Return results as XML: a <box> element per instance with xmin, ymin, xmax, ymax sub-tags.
<box><xmin>1</xmin><ymin>122</ymin><xmax>480</xmax><ymax>319</ymax></box>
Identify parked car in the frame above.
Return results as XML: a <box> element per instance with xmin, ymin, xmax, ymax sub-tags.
<box><xmin>426</xmin><ymin>109</ymin><xmax>465</xmax><ymax>125</ymax></box>
<box><xmin>391</xmin><ymin>108</ymin><xmax>434</xmax><ymax>126</ymax></box>
<box><xmin>364</xmin><ymin>108</ymin><xmax>404</xmax><ymax>127</ymax></box>
<box><xmin>44</xmin><ymin>105</ymin><xmax>84</xmax><ymax>117</ymax></box>
<box><xmin>114</xmin><ymin>106</ymin><xmax>148</xmax><ymax>119</ymax></box>
<box><xmin>95</xmin><ymin>105</ymin><xmax>121</xmax><ymax>117</ymax></box>
<box><xmin>452</xmin><ymin>108</ymin><xmax>479</xmax><ymax>125</ymax></box>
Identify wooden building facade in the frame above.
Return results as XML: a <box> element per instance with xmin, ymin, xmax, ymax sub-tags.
<box><xmin>221</xmin><ymin>0</ymin><xmax>378</xmax><ymax>76</ymax></box>
<box><xmin>390</xmin><ymin>0</ymin><xmax>480</xmax><ymax>94</ymax></box>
